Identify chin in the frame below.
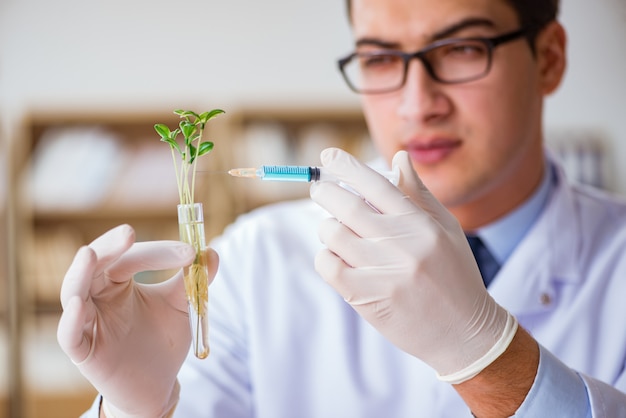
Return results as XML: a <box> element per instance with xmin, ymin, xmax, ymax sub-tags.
<box><xmin>422</xmin><ymin>180</ymin><xmax>471</xmax><ymax>208</ymax></box>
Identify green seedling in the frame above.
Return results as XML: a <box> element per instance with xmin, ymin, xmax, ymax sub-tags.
<box><xmin>154</xmin><ymin>108</ymin><xmax>224</xmax><ymax>359</ymax></box>
<box><xmin>154</xmin><ymin>108</ymin><xmax>225</xmax><ymax>206</ymax></box>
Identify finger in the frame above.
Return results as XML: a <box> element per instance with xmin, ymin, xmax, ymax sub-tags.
<box><xmin>106</xmin><ymin>241</ymin><xmax>196</xmax><ymax>283</ymax></box>
<box><xmin>311</xmin><ymin>181</ymin><xmax>384</xmax><ymax>237</ymax></box>
<box><xmin>204</xmin><ymin>248</ymin><xmax>219</xmax><ymax>286</ymax></box>
<box><xmin>315</xmin><ymin>248</ymin><xmax>351</xmax><ymax>290</ymax></box>
<box><xmin>314</xmin><ymin>249</ymin><xmax>390</xmax><ymax>305</ymax></box>
<box><xmin>57</xmin><ymin>295</ymin><xmax>96</xmax><ymax>363</ymax></box>
<box><xmin>318</xmin><ymin>218</ymin><xmax>393</xmax><ymax>268</ymax></box>
<box><xmin>60</xmin><ymin>246</ymin><xmax>98</xmax><ymax>309</ymax></box>
<box><xmin>312</xmin><ymin>180</ymin><xmax>426</xmax><ymax>240</ymax></box>
<box><xmin>392</xmin><ymin>150</ymin><xmax>431</xmax><ymax>204</ymax></box>
<box><xmin>319</xmin><ymin>148</ymin><xmax>415</xmax><ymax>214</ymax></box>
<box><xmin>317</xmin><ymin>218</ymin><xmax>358</xmax><ymax>267</ymax></box>
<box><xmin>88</xmin><ymin>224</ymin><xmax>136</xmax><ymax>277</ymax></box>
<box><xmin>392</xmin><ymin>150</ymin><xmax>460</xmax><ymax>230</ymax></box>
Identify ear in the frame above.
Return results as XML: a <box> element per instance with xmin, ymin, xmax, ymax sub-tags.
<box><xmin>535</xmin><ymin>21</ymin><xmax>567</xmax><ymax>95</ymax></box>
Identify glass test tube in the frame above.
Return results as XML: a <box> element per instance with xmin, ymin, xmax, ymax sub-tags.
<box><xmin>177</xmin><ymin>203</ymin><xmax>210</xmax><ymax>359</ymax></box>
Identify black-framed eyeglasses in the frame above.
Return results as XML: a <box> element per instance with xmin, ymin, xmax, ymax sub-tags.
<box><xmin>337</xmin><ymin>28</ymin><xmax>529</xmax><ymax>94</ymax></box>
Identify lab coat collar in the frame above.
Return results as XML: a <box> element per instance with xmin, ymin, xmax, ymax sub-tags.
<box><xmin>489</xmin><ymin>158</ymin><xmax>582</xmax><ymax>316</ymax></box>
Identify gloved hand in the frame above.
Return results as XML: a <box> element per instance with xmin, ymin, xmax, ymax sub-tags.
<box><xmin>57</xmin><ymin>224</ymin><xmax>219</xmax><ymax>417</ymax></box>
<box><xmin>310</xmin><ymin>148</ymin><xmax>517</xmax><ymax>383</ymax></box>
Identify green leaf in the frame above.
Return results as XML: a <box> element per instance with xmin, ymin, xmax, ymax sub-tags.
<box><xmin>188</xmin><ymin>144</ymin><xmax>198</xmax><ymax>164</ymax></box>
<box><xmin>162</xmin><ymin>138</ymin><xmax>182</xmax><ymax>155</ymax></box>
<box><xmin>175</xmin><ymin>109</ymin><xmax>199</xmax><ymax>120</ymax></box>
<box><xmin>160</xmin><ymin>109</ymin><xmax>222</xmax><ymax>171</ymax></box>
<box><xmin>197</xmin><ymin>141</ymin><xmax>214</xmax><ymax>156</ymax></box>
<box><xmin>180</xmin><ymin>121</ymin><xmax>197</xmax><ymax>141</ymax></box>
<box><xmin>154</xmin><ymin>123</ymin><xmax>171</xmax><ymax>139</ymax></box>
<box><xmin>199</xmin><ymin>109</ymin><xmax>225</xmax><ymax>124</ymax></box>
<box><xmin>169</xmin><ymin>128</ymin><xmax>181</xmax><ymax>140</ymax></box>
<box><xmin>208</xmin><ymin>108</ymin><xmax>225</xmax><ymax>119</ymax></box>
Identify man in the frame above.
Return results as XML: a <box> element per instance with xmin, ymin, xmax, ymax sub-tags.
<box><xmin>59</xmin><ymin>0</ymin><xmax>626</xmax><ymax>416</ymax></box>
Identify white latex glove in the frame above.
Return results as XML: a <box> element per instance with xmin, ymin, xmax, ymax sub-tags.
<box><xmin>310</xmin><ymin>148</ymin><xmax>517</xmax><ymax>383</ymax></box>
<box><xmin>57</xmin><ymin>224</ymin><xmax>218</xmax><ymax>417</ymax></box>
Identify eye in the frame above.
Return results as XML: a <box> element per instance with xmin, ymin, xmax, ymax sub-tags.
<box><xmin>358</xmin><ymin>53</ymin><xmax>401</xmax><ymax>69</ymax></box>
<box><xmin>440</xmin><ymin>41</ymin><xmax>488</xmax><ymax>59</ymax></box>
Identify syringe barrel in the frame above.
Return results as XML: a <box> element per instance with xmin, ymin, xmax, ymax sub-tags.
<box><xmin>261</xmin><ymin>165</ymin><xmax>316</xmax><ymax>182</ymax></box>
<box><xmin>258</xmin><ymin>165</ymin><xmax>398</xmax><ymax>185</ymax></box>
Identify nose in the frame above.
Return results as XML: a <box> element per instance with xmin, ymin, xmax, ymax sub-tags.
<box><xmin>397</xmin><ymin>58</ymin><xmax>451</xmax><ymax>122</ymax></box>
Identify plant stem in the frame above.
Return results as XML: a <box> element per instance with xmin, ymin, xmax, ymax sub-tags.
<box><xmin>170</xmin><ymin>148</ymin><xmax>184</xmax><ymax>205</ymax></box>
<box><xmin>190</xmin><ymin>129</ymin><xmax>203</xmax><ymax>206</ymax></box>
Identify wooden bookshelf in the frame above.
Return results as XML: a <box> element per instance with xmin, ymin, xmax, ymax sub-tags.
<box><xmin>8</xmin><ymin>105</ymin><xmax>371</xmax><ymax>417</ymax></box>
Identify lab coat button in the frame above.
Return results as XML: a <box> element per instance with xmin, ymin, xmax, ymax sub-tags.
<box><xmin>540</xmin><ymin>293</ymin><xmax>551</xmax><ymax>306</ymax></box>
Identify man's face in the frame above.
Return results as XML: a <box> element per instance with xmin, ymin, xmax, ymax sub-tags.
<box><xmin>350</xmin><ymin>0</ymin><xmax>555</xmax><ymax>226</ymax></box>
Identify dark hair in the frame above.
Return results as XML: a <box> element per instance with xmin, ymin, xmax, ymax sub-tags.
<box><xmin>505</xmin><ymin>0</ymin><xmax>560</xmax><ymax>46</ymax></box>
<box><xmin>345</xmin><ymin>0</ymin><xmax>559</xmax><ymax>47</ymax></box>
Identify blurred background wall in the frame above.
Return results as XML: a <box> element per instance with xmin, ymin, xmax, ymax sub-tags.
<box><xmin>0</xmin><ymin>0</ymin><xmax>357</xmax><ymax>117</ymax></box>
<box><xmin>0</xmin><ymin>0</ymin><xmax>624</xmax><ymax>417</ymax></box>
<box><xmin>1</xmin><ymin>0</ymin><xmax>625</xmax><ymax>190</ymax></box>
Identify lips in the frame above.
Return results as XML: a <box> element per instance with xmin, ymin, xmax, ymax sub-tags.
<box><xmin>405</xmin><ymin>138</ymin><xmax>462</xmax><ymax>165</ymax></box>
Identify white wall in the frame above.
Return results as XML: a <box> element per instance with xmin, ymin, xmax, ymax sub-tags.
<box><xmin>0</xmin><ymin>0</ymin><xmax>357</xmax><ymax>113</ymax></box>
<box><xmin>1</xmin><ymin>0</ymin><xmax>625</xmax><ymax>193</ymax></box>
<box><xmin>545</xmin><ymin>0</ymin><xmax>626</xmax><ymax>193</ymax></box>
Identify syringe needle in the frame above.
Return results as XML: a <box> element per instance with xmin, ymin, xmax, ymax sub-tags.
<box><xmin>228</xmin><ymin>168</ymin><xmax>261</xmax><ymax>178</ymax></box>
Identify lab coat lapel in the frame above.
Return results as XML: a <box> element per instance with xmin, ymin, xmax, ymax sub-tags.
<box><xmin>488</xmin><ymin>162</ymin><xmax>582</xmax><ymax>318</ymax></box>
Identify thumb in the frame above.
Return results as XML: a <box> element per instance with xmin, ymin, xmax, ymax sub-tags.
<box><xmin>392</xmin><ymin>150</ymin><xmax>430</xmax><ymax>203</ymax></box>
<box><xmin>392</xmin><ymin>150</ymin><xmax>457</xmax><ymax>228</ymax></box>
<box><xmin>204</xmin><ymin>247</ymin><xmax>220</xmax><ymax>287</ymax></box>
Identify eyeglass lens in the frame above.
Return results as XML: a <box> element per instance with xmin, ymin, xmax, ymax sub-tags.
<box><xmin>342</xmin><ymin>39</ymin><xmax>491</xmax><ymax>93</ymax></box>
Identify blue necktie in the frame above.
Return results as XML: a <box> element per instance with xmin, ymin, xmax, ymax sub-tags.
<box><xmin>466</xmin><ymin>235</ymin><xmax>500</xmax><ymax>288</ymax></box>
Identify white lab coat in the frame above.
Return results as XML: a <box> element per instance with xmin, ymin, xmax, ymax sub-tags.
<box><xmin>172</xmin><ymin>161</ymin><xmax>626</xmax><ymax>417</ymax></box>
<box><xmin>82</xmin><ymin>160</ymin><xmax>626</xmax><ymax>417</ymax></box>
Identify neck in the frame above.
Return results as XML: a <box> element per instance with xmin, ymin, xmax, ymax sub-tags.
<box><xmin>452</xmin><ymin>151</ymin><xmax>546</xmax><ymax>232</ymax></box>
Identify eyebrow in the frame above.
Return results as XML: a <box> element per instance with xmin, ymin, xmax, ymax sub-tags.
<box><xmin>355</xmin><ymin>17</ymin><xmax>496</xmax><ymax>49</ymax></box>
<box><xmin>432</xmin><ymin>17</ymin><xmax>496</xmax><ymax>40</ymax></box>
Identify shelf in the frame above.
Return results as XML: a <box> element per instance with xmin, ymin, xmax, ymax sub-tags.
<box><xmin>8</xmin><ymin>105</ymin><xmax>371</xmax><ymax>417</ymax></box>
<box><xmin>32</xmin><ymin>206</ymin><xmax>179</xmax><ymax>223</ymax></box>
<box><xmin>21</xmin><ymin>313</ymin><xmax>98</xmax><ymax>418</ymax></box>
<box><xmin>0</xmin><ymin>323</ymin><xmax>8</xmax><ymax>418</ymax></box>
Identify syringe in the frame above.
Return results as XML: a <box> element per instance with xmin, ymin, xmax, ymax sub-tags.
<box><xmin>228</xmin><ymin>165</ymin><xmax>399</xmax><ymax>185</ymax></box>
